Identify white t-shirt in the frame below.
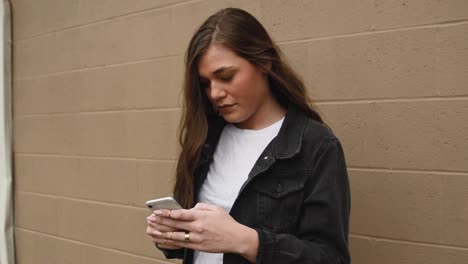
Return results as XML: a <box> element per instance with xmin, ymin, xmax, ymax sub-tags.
<box><xmin>194</xmin><ymin>117</ymin><xmax>284</xmax><ymax>264</ymax></box>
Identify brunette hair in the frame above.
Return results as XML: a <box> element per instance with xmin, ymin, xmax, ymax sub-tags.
<box><xmin>174</xmin><ymin>8</ymin><xmax>323</xmax><ymax>208</ymax></box>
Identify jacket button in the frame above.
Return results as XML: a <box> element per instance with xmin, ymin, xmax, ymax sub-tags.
<box><xmin>276</xmin><ymin>183</ymin><xmax>283</xmax><ymax>193</ymax></box>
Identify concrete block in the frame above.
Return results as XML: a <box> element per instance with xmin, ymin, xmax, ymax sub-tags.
<box><xmin>15</xmin><ymin>192</ymin><xmax>60</xmax><ymax>235</ymax></box>
<box><xmin>350</xmin><ymin>170</ymin><xmax>443</xmax><ymax>243</ymax></box>
<box><xmin>280</xmin><ymin>23</ymin><xmax>468</xmax><ymax>100</ymax></box>
<box><xmin>351</xmin><ymin>170</ymin><xmax>468</xmax><ymax>247</ymax></box>
<box><xmin>14</xmin><ymin>9</ymin><xmax>172</xmax><ymax>78</ymax></box>
<box><xmin>14</xmin><ymin>56</ymin><xmax>183</xmax><ymax>115</ymax></box>
<box><xmin>15</xmin><ymin>228</ymin><xmax>81</xmax><ymax>264</ymax></box>
<box><xmin>260</xmin><ymin>0</ymin><xmax>375</xmax><ymax>42</ymax></box>
<box><xmin>260</xmin><ymin>0</ymin><xmax>468</xmax><ymax>42</ymax></box>
<box><xmin>15</xmin><ymin>192</ymin><xmax>167</xmax><ymax>258</ymax></box>
<box><xmin>434</xmin><ymin>23</ymin><xmax>468</xmax><ymax>96</ymax></box>
<box><xmin>15</xmin><ymin>155</ymin><xmax>176</xmax><ymax>207</ymax></box>
<box><xmin>372</xmin><ymin>239</ymin><xmax>468</xmax><ymax>264</ymax></box>
<box><xmin>307</xmin><ymin>28</ymin><xmax>439</xmax><ymax>100</ymax></box>
<box><xmin>371</xmin><ymin>0</ymin><xmax>468</xmax><ymax>30</ymax></box>
<box><xmin>11</xmin><ymin>0</ymin><xmax>184</xmax><ymax>40</ymax></box>
<box><xmin>441</xmin><ymin>174</ymin><xmax>468</xmax><ymax>246</ymax></box>
<box><xmin>15</xmin><ymin>229</ymin><xmax>172</xmax><ymax>264</ymax></box>
<box><xmin>135</xmin><ymin>160</ymin><xmax>177</xmax><ymax>206</ymax></box>
<box><xmin>349</xmin><ymin>235</ymin><xmax>468</xmax><ymax>264</ymax></box>
<box><xmin>349</xmin><ymin>236</ymin><xmax>373</xmax><ymax>264</ymax></box>
<box><xmin>14</xmin><ymin>110</ymin><xmax>181</xmax><ymax>160</ymax></box>
<box><xmin>320</xmin><ymin>99</ymin><xmax>468</xmax><ymax>171</ymax></box>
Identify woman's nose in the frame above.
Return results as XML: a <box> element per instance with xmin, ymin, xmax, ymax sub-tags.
<box><xmin>208</xmin><ymin>83</ymin><xmax>227</xmax><ymax>100</ymax></box>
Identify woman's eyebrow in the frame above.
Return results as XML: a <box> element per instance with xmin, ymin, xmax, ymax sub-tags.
<box><xmin>212</xmin><ymin>66</ymin><xmax>236</xmax><ymax>75</ymax></box>
<box><xmin>199</xmin><ymin>66</ymin><xmax>236</xmax><ymax>80</ymax></box>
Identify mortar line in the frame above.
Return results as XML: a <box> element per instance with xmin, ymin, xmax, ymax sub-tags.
<box><xmin>278</xmin><ymin>19</ymin><xmax>468</xmax><ymax>45</ymax></box>
<box><xmin>14</xmin><ymin>152</ymin><xmax>177</xmax><ymax>162</ymax></box>
<box><xmin>15</xmin><ymin>106</ymin><xmax>182</xmax><ymax>118</ymax></box>
<box><xmin>13</xmin><ymin>0</ymin><xmax>202</xmax><ymax>42</ymax></box>
<box><xmin>13</xmin><ymin>54</ymin><xmax>181</xmax><ymax>82</ymax></box>
<box><xmin>14</xmin><ymin>95</ymin><xmax>468</xmax><ymax>118</ymax></box>
<box><xmin>350</xmin><ymin>234</ymin><xmax>468</xmax><ymax>251</ymax></box>
<box><xmin>16</xmin><ymin>11</ymin><xmax>468</xmax><ymax>45</ymax></box>
<box><xmin>16</xmin><ymin>190</ymin><xmax>157</xmax><ymax>211</ymax></box>
<box><xmin>13</xmin><ymin>152</ymin><xmax>467</xmax><ymax>176</ymax></box>
<box><xmin>15</xmin><ymin>227</ymin><xmax>173</xmax><ymax>263</ymax></box>
<box><xmin>316</xmin><ymin>95</ymin><xmax>468</xmax><ymax>105</ymax></box>
<box><xmin>348</xmin><ymin>167</ymin><xmax>468</xmax><ymax>176</ymax></box>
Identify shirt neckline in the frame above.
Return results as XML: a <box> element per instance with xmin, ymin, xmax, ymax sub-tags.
<box><xmin>226</xmin><ymin>116</ymin><xmax>285</xmax><ymax>136</ymax></box>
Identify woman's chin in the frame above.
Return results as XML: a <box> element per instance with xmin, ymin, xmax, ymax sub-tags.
<box><xmin>222</xmin><ymin>115</ymin><xmax>244</xmax><ymax>124</ymax></box>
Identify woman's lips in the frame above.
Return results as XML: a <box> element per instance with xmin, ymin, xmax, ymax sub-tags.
<box><xmin>219</xmin><ymin>104</ymin><xmax>236</xmax><ymax>113</ymax></box>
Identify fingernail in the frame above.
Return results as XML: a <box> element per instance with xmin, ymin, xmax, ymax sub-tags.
<box><xmin>153</xmin><ymin>210</ymin><xmax>162</xmax><ymax>215</ymax></box>
<box><xmin>153</xmin><ymin>230</ymin><xmax>162</xmax><ymax>236</ymax></box>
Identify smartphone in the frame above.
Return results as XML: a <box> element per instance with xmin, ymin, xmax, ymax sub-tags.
<box><xmin>145</xmin><ymin>197</ymin><xmax>182</xmax><ymax>211</ymax></box>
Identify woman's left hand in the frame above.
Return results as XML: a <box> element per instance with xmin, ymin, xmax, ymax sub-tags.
<box><xmin>153</xmin><ymin>203</ymin><xmax>258</xmax><ymax>261</ymax></box>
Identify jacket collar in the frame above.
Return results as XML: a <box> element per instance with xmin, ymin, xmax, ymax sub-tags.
<box><xmin>270</xmin><ymin>104</ymin><xmax>307</xmax><ymax>159</ymax></box>
<box><xmin>199</xmin><ymin>104</ymin><xmax>307</xmax><ymax>165</ymax></box>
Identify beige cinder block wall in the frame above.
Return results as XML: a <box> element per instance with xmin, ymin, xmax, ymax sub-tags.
<box><xmin>10</xmin><ymin>0</ymin><xmax>468</xmax><ymax>263</ymax></box>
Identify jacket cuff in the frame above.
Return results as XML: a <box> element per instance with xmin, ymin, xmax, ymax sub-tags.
<box><xmin>254</xmin><ymin>228</ymin><xmax>275</xmax><ymax>264</ymax></box>
<box><xmin>154</xmin><ymin>243</ymin><xmax>184</xmax><ymax>259</ymax></box>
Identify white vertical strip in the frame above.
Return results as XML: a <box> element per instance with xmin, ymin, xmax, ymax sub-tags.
<box><xmin>0</xmin><ymin>0</ymin><xmax>14</xmax><ymax>264</ymax></box>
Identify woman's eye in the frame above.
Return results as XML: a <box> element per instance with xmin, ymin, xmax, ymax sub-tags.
<box><xmin>221</xmin><ymin>75</ymin><xmax>233</xmax><ymax>81</ymax></box>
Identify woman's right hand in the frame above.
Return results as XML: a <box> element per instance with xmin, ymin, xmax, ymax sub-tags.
<box><xmin>146</xmin><ymin>213</ymin><xmax>183</xmax><ymax>250</ymax></box>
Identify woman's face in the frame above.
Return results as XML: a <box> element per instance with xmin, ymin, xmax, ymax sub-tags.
<box><xmin>198</xmin><ymin>44</ymin><xmax>278</xmax><ymax>130</ymax></box>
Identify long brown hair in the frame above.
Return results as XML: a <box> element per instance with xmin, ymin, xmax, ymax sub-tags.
<box><xmin>174</xmin><ymin>8</ymin><xmax>323</xmax><ymax>208</ymax></box>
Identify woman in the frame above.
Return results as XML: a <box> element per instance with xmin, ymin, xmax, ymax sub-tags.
<box><xmin>146</xmin><ymin>8</ymin><xmax>350</xmax><ymax>264</ymax></box>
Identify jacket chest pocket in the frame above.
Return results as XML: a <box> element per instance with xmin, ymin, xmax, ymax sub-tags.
<box><xmin>253</xmin><ymin>172</ymin><xmax>307</xmax><ymax>232</ymax></box>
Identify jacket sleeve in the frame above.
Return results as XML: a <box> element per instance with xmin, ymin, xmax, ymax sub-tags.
<box><xmin>254</xmin><ymin>137</ymin><xmax>351</xmax><ymax>264</ymax></box>
<box><xmin>154</xmin><ymin>243</ymin><xmax>185</xmax><ymax>259</ymax></box>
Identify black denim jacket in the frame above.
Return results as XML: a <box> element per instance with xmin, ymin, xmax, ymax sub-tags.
<box><xmin>159</xmin><ymin>105</ymin><xmax>351</xmax><ymax>264</ymax></box>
